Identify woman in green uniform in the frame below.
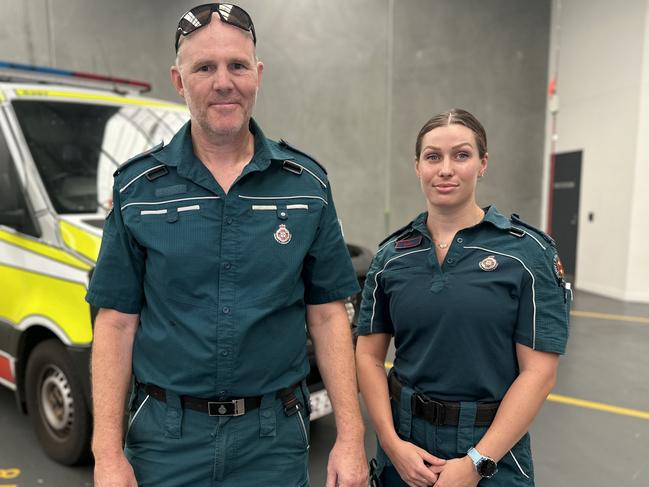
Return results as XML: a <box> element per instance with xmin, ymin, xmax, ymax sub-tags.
<box><xmin>356</xmin><ymin>109</ymin><xmax>570</xmax><ymax>487</ymax></box>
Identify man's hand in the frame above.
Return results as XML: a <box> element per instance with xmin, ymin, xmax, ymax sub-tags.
<box><xmin>325</xmin><ymin>437</ymin><xmax>369</xmax><ymax>487</ymax></box>
<box><xmin>94</xmin><ymin>452</ymin><xmax>138</xmax><ymax>487</ymax></box>
<box><xmin>384</xmin><ymin>437</ymin><xmax>445</xmax><ymax>487</ymax></box>
<box><xmin>434</xmin><ymin>456</ymin><xmax>480</xmax><ymax>487</ymax></box>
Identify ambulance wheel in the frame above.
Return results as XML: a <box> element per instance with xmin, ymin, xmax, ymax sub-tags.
<box><xmin>25</xmin><ymin>339</ymin><xmax>92</xmax><ymax>465</ymax></box>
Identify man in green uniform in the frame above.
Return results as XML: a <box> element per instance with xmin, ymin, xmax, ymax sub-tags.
<box><xmin>87</xmin><ymin>4</ymin><xmax>367</xmax><ymax>486</ymax></box>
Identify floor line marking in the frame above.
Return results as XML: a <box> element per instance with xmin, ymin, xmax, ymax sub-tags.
<box><xmin>547</xmin><ymin>393</ymin><xmax>649</xmax><ymax>420</ymax></box>
<box><xmin>571</xmin><ymin>309</ymin><xmax>649</xmax><ymax>325</ymax></box>
<box><xmin>382</xmin><ymin>362</ymin><xmax>649</xmax><ymax>421</ymax></box>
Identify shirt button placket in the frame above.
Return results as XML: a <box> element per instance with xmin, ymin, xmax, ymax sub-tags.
<box><xmin>217</xmin><ymin>201</ymin><xmax>237</xmax><ymax>393</ymax></box>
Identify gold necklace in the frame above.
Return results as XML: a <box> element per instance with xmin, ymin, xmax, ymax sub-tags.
<box><xmin>433</xmin><ymin>209</ymin><xmax>484</xmax><ymax>250</ymax></box>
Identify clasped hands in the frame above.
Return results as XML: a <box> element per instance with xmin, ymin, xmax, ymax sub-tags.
<box><xmin>385</xmin><ymin>438</ymin><xmax>481</xmax><ymax>487</ymax></box>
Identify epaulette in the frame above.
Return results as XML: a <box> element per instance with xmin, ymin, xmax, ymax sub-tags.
<box><xmin>279</xmin><ymin>139</ymin><xmax>327</xmax><ymax>175</ymax></box>
<box><xmin>378</xmin><ymin>220</ymin><xmax>416</xmax><ymax>247</ymax></box>
<box><xmin>510</xmin><ymin>213</ymin><xmax>556</xmax><ymax>247</ymax></box>
<box><xmin>113</xmin><ymin>141</ymin><xmax>164</xmax><ymax>177</ymax></box>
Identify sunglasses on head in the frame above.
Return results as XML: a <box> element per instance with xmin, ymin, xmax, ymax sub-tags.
<box><xmin>175</xmin><ymin>3</ymin><xmax>256</xmax><ymax>52</ymax></box>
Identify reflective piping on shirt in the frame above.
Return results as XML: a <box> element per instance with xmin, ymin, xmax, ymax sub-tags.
<box><xmin>251</xmin><ymin>204</ymin><xmax>309</xmax><ymax>211</ymax></box>
<box><xmin>511</xmin><ymin>226</ymin><xmax>546</xmax><ymax>250</ymax></box>
<box><xmin>509</xmin><ymin>450</ymin><xmax>530</xmax><ymax>479</ymax></box>
<box><xmin>178</xmin><ymin>204</ymin><xmax>200</xmax><ymax>212</ymax></box>
<box><xmin>290</xmin><ymin>162</ymin><xmax>327</xmax><ymax>189</ymax></box>
<box><xmin>370</xmin><ymin>247</ymin><xmax>432</xmax><ymax>333</ymax></box>
<box><xmin>121</xmin><ymin>196</ymin><xmax>220</xmax><ymax>211</ymax></box>
<box><xmin>464</xmin><ymin>246</ymin><xmax>537</xmax><ymax>348</ymax></box>
<box><xmin>238</xmin><ymin>195</ymin><xmax>328</xmax><ymax>205</ymax></box>
<box><xmin>119</xmin><ymin>164</ymin><xmax>166</xmax><ymax>193</ymax></box>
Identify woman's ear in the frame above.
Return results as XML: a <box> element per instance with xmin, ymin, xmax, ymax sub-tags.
<box><xmin>480</xmin><ymin>152</ymin><xmax>489</xmax><ymax>176</ymax></box>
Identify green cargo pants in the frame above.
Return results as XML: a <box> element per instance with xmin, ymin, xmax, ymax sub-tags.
<box><xmin>373</xmin><ymin>384</ymin><xmax>535</xmax><ymax>486</ymax></box>
<box><xmin>124</xmin><ymin>383</ymin><xmax>311</xmax><ymax>486</ymax></box>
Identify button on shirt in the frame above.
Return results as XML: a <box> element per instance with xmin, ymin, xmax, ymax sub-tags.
<box><xmin>86</xmin><ymin>120</ymin><xmax>359</xmax><ymax>397</ymax></box>
<box><xmin>356</xmin><ymin>207</ymin><xmax>570</xmax><ymax>402</ymax></box>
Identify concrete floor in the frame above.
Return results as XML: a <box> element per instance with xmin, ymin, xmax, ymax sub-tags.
<box><xmin>0</xmin><ymin>290</ymin><xmax>647</xmax><ymax>486</ymax></box>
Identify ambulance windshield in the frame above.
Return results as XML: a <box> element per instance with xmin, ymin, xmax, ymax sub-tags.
<box><xmin>12</xmin><ymin>100</ymin><xmax>188</xmax><ymax>214</ymax></box>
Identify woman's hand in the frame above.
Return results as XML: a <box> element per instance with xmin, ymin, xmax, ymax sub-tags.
<box><xmin>434</xmin><ymin>456</ymin><xmax>480</xmax><ymax>487</ymax></box>
<box><xmin>384</xmin><ymin>437</ymin><xmax>446</xmax><ymax>487</ymax></box>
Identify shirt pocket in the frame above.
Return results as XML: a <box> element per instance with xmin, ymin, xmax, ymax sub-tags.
<box><xmin>236</xmin><ymin>196</ymin><xmax>323</xmax><ymax>303</ymax></box>
<box><xmin>134</xmin><ymin>203</ymin><xmax>210</xmax><ymax>254</ymax></box>
<box><xmin>122</xmin><ymin>197</ymin><xmax>221</xmax><ymax>299</ymax></box>
<box><xmin>124</xmin><ymin>197</ymin><xmax>218</xmax><ymax>246</ymax></box>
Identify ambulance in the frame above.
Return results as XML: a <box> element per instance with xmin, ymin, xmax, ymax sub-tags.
<box><xmin>0</xmin><ymin>61</ymin><xmax>371</xmax><ymax>465</ymax></box>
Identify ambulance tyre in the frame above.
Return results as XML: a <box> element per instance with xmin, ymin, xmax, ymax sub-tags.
<box><xmin>25</xmin><ymin>339</ymin><xmax>92</xmax><ymax>465</ymax></box>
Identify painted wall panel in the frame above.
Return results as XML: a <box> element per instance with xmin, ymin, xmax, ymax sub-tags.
<box><xmin>0</xmin><ymin>0</ymin><xmax>550</xmax><ymax>252</ymax></box>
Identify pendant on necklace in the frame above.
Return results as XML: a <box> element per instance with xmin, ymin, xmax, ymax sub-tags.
<box><xmin>437</xmin><ymin>242</ymin><xmax>448</xmax><ymax>249</ymax></box>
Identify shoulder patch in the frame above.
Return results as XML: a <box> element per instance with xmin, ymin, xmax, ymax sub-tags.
<box><xmin>379</xmin><ymin>220</ymin><xmax>416</xmax><ymax>247</ymax></box>
<box><xmin>113</xmin><ymin>141</ymin><xmax>164</xmax><ymax>177</ymax></box>
<box><xmin>395</xmin><ymin>235</ymin><xmax>423</xmax><ymax>250</ymax></box>
<box><xmin>279</xmin><ymin>139</ymin><xmax>327</xmax><ymax>174</ymax></box>
<box><xmin>553</xmin><ymin>253</ymin><xmax>566</xmax><ymax>285</ymax></box>
<box><xmin>510</xmin><ymin>213</ymin><xmax>556</xmax><ymax>247</ymax></box>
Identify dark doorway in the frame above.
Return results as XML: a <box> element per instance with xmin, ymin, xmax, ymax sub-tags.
<box><xmin>549</xmin><ymin>151</ymin><xmax>582</xmax><ymax>282</ymax></box>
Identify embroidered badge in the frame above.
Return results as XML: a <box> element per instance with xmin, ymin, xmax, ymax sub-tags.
<box><xmin>553</xmin><ymin>253</ymin><xmax>565</xmax><ymax>283</ymax></box>
<box><xmin>274</xmin><ymin>224</ymin><xmax>292</xmax><ymax>244</ymax></box>
<box><xmin>479</xmin><ymin>255</ymin><xmax>498</xmax><ymax>271</ymax></box>
<box><xmin>395</xmin><ymin>235</ymin><xmax>423</xmax><ymax>250</ymax></box>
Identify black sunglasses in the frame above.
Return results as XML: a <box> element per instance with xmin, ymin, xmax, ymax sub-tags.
<box><xmin>175</xmin><ymin>3</ymin><xmax>256</xmax><ymax>52</ymax></box>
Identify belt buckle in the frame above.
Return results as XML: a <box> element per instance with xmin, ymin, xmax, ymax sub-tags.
<box><xmin>416</xmin><ymin>395</ymin><xmax>446</xmax><ymax>425</ymax></box>
<box><xmin>207</xmin><ymin>398</ymin><xmax>245</xmax><ymax>416</ymax></box>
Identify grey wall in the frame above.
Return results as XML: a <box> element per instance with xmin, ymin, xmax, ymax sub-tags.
<box><xmin>391</xmin><ymin>0</ymin><xmax>551</xmax><ymax>233</ymax></box>
<box><xmin>0</xmin><ymin>0</ymin><xmax>550</xmax><ymax>250</ymax></box>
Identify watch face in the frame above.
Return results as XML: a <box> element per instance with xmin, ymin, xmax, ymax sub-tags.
<box><xmin>478</xmin><ymin>458</ymin><xmax>498</xmax><ymax>478</ymax></box>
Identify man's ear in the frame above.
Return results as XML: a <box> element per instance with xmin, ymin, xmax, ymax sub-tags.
<box><xmin>170</xmin><ymin>65</ymin><xmax>185</xmax><ymax>98</ymax></box>
<box><xmin>256</xmin><ymin>61</ymin><xmax>264</xmax><ymax>86</ymax></box>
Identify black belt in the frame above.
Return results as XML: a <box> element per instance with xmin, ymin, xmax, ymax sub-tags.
<box><xmin>388</xmin><ymin>373</ymin><xmax>499</xmax><ymax>427</ymax></box>
<box><xmin>143</xmin><ymin>382</ymin><xmax>300</xmax><ymax>417</ymax></box>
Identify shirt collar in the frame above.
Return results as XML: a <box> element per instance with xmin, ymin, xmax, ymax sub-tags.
<box><xmin>481</xmin><ymin>205</ymin><xmax>511</xmax><ymax>230</ymax></box>
<box><xmin>409</xmin><ymin>206</ymin><xmax>511</xmax><ymax>237</ymax></box>
<box><xmin>410</xmin><ymin>212</ymin><xmax>430</xmax><ymax>238</ymax></box>
<box><xmin>152</xmin><ymin>118</ymin><xmax>292</xmax><ymax>172</ymax></box>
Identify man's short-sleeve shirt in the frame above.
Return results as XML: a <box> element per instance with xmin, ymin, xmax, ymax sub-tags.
<box><xmin>356</xmin><ymin>207</ymin><xmax>570</xmax><ymax>402</ymax></box>
<box><xmin>86</xmin><ymin>119</ymin><xmax>359</xmax><ymax>397</ymax></box>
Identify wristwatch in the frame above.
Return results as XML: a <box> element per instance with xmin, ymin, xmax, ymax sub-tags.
<box><xmin>467</xmin><ymin>447</ymin><xmax>498</xmax><ymax>479</ymax></box>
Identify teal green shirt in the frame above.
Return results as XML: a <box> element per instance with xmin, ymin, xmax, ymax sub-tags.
<box><xmin>357</xmin><ymin>207</ymin><xmax>570</xmax><ymax>402</ymax></box>
<box><xmin>86</xmin><ymin>120</ymin><xmax>359</xmax><ymax>397</ymax></box>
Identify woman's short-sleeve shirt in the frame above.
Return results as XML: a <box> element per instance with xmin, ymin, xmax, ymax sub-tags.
<box><xmin>356</xmin><ymin>207</ymin><xmax>570</xmax><ymax>402</ymax></box>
